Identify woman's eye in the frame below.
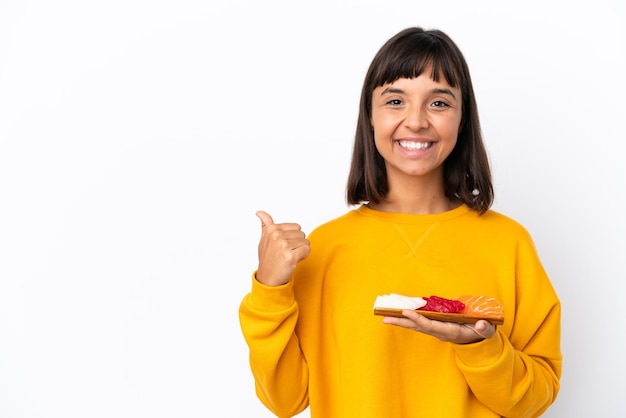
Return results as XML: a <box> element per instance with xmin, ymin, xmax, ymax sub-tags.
<box><xmin>432</xmin><ymin>100</ymin><xmax>449</xmax><ymax>107</ymax></box>
<box><xmin>386</xmin><ymin>99</ymin><xmax>403</xmax><ymax>106</ymax></box>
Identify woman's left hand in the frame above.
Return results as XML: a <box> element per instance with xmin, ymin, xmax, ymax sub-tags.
<box><xmin>382</xmin><ymin>310</ymin><xmax>496</xmax><ymax>344</ymax></box>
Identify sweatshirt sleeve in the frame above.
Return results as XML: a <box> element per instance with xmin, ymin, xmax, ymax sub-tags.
<box><xmin>453</xmin><ymin>233</ymin><xmax>562</xmax><ymax>417</ymax></box>
<box><xmin>238</xmin><ymin>273</ymin><xmax>309</xmax><ymax>417</ymax></box>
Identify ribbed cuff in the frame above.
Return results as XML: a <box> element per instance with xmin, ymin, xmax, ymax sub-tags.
<box><xmin>246</xmin><ymin>271</ymin><xmax>295</xmax><ymax>312</ymax></box>
<box><xmin>454</xmin><ymin>329</ymin><xmax>505</xmax><ymax>367</ymax></box>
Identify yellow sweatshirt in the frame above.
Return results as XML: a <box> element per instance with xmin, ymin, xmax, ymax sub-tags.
<box><xmin>239</xmin><ymin>204</ymin><xmax>562</xmax><ymax>418</ymax></box>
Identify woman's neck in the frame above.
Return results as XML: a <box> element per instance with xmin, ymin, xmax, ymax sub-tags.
<box><xmin>368</xmin><ymin>174</ymin><xmax>460</xmax><ymax>214</ymax></box>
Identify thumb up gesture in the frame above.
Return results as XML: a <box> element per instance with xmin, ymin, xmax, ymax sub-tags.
<box><xmin>255</xmin><ymin>211</ymin><xmax>311</xmax><ymax>286</ymax></box>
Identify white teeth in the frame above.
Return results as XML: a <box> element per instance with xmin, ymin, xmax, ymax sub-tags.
<box><xmin>398</xmin><ymin>140</ymin><xmax>431</xmax><ymax>150</ymax></box>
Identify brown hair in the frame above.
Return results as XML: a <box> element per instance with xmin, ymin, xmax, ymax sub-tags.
<box><xmin>346</xmin><ymin>27</ymin><xmax>493</xmax><ymax>214</ymax></box>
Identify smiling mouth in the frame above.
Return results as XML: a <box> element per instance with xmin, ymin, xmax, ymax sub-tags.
<box><xmin>397</xmin><ymin>140</ymin><xmax>433</xmax><ymax>150</ymax></box>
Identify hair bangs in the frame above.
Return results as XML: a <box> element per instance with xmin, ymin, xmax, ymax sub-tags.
<box><xmin>371</xmin><ymin>33</ymin><xmax>463</xmax><ymax>90</ymax></box>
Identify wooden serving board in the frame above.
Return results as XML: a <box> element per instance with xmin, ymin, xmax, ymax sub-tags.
<box><xmin>374</xmin><ymin>308</ymin><xmax>504</xmax><ymax>325</ymax></box>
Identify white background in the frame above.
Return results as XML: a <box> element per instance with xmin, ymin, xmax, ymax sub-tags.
<box><xmin>1</xmin><ymin>1</ymin><xmax>624</xmax><ymax>417</ymax></box>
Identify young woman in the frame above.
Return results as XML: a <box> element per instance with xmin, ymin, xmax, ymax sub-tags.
<box><xmin>239</xmin><ymin>27</ymin><xmax>562</xmax><ymax>417</ymax></box>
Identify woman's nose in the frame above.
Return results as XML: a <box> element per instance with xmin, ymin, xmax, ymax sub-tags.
<box><xmin>404</xmin><ymin>106</ymin><xmax>429</xmax><ymax>130</ymax></box>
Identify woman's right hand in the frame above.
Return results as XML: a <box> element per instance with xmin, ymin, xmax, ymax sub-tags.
<box><xmin>255</xmin><ymin>210</ymin><xmax>311</xmax><ymax>286</ymax></box>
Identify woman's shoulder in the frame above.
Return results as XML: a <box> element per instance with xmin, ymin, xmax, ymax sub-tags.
<box><xmin>309</xmin><ymin>207</ymin><xmax>361</xmax><ymax>232</ymax></box>
<box><xmin>477</xmin><ymin>208</ymin><xmax>534</xmax><ymax>239</ymax></box>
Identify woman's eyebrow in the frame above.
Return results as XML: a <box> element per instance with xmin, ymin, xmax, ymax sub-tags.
<box><xmin>432</xmin><ymin>88</ymin><xmax>457</xmax><ymax>99</ymax></box>
<box><xmin>379</xmin><ymin>87</ymin><xmax>404</xmax><ymax>95</ymax></box>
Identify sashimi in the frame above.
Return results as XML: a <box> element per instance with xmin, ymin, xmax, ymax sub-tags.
<box><xmin>456</xmin><ymin>295</ymin><xmax>503</xmax><ymax>319</ymax></box>
<box><xmin>373</xmin><ymin>293</ymin><xmax>504</xmax><ymax>325</ymax></box>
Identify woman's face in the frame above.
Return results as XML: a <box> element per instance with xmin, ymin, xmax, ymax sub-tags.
<box><xmin>370</xmin><ymin>73</ymin><xmax>463</xmax><ymax>184</ymax></box>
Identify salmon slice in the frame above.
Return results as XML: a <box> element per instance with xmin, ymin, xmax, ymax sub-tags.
<box><xmin>456</xmin><ymin>295</ymin><xmax>504</xmax><ymax>320</ymax></box>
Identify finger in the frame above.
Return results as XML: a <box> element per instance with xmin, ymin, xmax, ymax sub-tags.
<box><xmin>387</xmin><ymin>311</ymin><xmax>488</xmax><ymax>343</ymax></box>
<box><xmin>400</xmin><ymin>309</ymin><xmax>430</xmax><ymax>325</ymax></box>
<box><xmin>276</xmin><ymin>229</ymin><xmax>307</xmax><ymax>240</ymax></box>
<box><xmin>292</xmin><ymin>240</ymin><xmax>311</xmax><ymax>261</ymax></box>
<box><xmin>473</xmin><ymin>320</ymin><xmax>496</xmax><ymax>339</ymax></box>
<box><xmin>256</xmin><ymin>210</ymin><xmax>274</xmax><ymax>228</ymax></box>
<box><xmin>382</xmin><ymin>310</ymin><xmax>427</xmax><ymax>328</ymax></box>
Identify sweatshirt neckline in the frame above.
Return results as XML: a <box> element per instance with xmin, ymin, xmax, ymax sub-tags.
<box><xmin>355</xmin><ymin>203</ymin><xmax>471</xmax><ymax>224</ymax></box>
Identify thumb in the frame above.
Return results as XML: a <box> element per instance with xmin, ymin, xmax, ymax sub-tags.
<box><xmin>474</xmin><ymin>320</ymin><xmax>496</xmax><ymax>339</ymax></box>
<box><xmin>256</xmin><ymin>210</ymin><xmax>274</xmax><ymax>228</ymax></box>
